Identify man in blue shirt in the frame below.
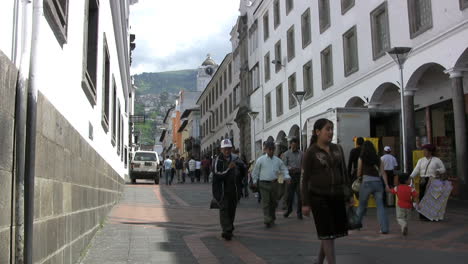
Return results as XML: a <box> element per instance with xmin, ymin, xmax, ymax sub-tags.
<box><xmin>163</xmin><ymin>156</ymin><xmax>173</xmax><ymax>185</ymax></box>
<box><xmin>251</xmin><ymin>141</ymin><xmax>291</xmax><ymax>227</ymax></box>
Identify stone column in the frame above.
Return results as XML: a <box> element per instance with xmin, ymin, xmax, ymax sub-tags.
<box><xmin>445</xmin><ymin>68</ymin><xmax>468</xmax><ymax>199</ymax></box>
<box><xmin>404</xmin><ymin>89</ymin><xmax>417</xmax><ymax>171</ymax></box>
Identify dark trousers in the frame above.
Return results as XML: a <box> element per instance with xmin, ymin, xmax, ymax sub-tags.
<box><xmin>196</xmin><ymin>169</ymin><xmax>201</xmax><ymax>182</ymax></box>
<box><xmin>219</xmin><ymin>195</ymin><xmax>237</xmax><ymax>235</ymax></box>
<box><xmin>189</xmin><ymin>171</ymin><xmax>195</xmax><ymax>183</ymax></box>
<box><xmin>203</xmin><ymin>168</ymin><xmax>209</xmax><ymax>183</ymax></box>
<box><xmin>384</xmin><ymin>170</ymin><xmax>395</xmax><ymax>207</ymax></box>
<box><xmin>259</xmin><ymin>181</ymin><xmax>279</xmax><ymax>224</ymax></box>
<box><xmin>419</xmin><ymin>179</ymin><xmax>430</xmax><ymax>220</ymax></box>
<box><xmin>286</xmin><ymin>173</ymin><xmax>302</xmax><ymax>216</ymax></box>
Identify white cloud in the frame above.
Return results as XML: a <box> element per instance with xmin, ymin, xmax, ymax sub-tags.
<box><xmin>130</xmin><ymin>0</ymin><xmax>240</xmax><ymax>74</ymax></box>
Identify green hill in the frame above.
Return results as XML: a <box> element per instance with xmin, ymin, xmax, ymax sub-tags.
<box><xmin>133</xmin><ymin>69</ymin><xmax>197</xmax><ymax>95</ymax></box>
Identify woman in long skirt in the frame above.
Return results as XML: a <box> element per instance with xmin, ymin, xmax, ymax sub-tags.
<box><xmin>302</xmin><ymin>118</ymin><xmax>354</xmax><ymax>264</ymax></box>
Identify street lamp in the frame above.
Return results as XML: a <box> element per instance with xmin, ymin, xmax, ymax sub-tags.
<box><xmin>293</xmin><ymin>91</ymin><xmax>306</xmax><ymax>151</ymax></box>
<box><xmin>248</xmin><ymin>111</ymin><xmax>259</xmax><ymax>159</ymax></box>
<box><xmin>387</xmin><ymin>47</ymin><xmax>412</xmax><ymax>173</ymax></box>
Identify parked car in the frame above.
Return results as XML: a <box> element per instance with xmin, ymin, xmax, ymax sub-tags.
<box><xmin>130</xmin><ymin>151</ymin><xmax>160</xmax><ymax>184</ymax></box>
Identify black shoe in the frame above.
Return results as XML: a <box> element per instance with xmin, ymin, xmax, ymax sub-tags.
<box><xmin>283</xmin><ymin>210</ymin><xmax>291</xmax><ymax>218</ymax></box>
<box><xmin>221</xmin><ymin>233</ymin><xmax>232</xmax><ymax>241</ymax></box>
<box><xmin>297</xmin><ymin>214</ymin><xmax>303</xmax><ymax>220</ymax></box>
<box><xmin>265</xmin><ymin>223</ymin><xmax>272</xmax><ymax>228</ymax></box>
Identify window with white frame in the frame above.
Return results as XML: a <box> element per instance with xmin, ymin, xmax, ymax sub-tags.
<box><xmin>303</xmin><ymin>61</ymin><xmax>313</xmax><ymax>99</ymax></box>
<box><xmin>288</xmin><ymin>73</ymin><xmax>297</xmax><ymax>109</ymax></box>
<box><xmin>370</xmin><ymin>2</ymin><xmax>391</xmax><ymax>60</ymax></box>
<box><xmin>263</xmin><ymin>11</ymin><xmax>270</xmax><ymax>41</ymax></box>
<box><xmin>274</xmin><ymin>40</ymin><xmax>282</xmax><ymax>73</ymax></box>
<box><xmin>343</xmin><ymin>26</ymin><xmax>359</xmax><ymax>76</ymax></box>
<box><xmin>461</xmin><ymin>0</ymin><xmax>468</xmax><ymax>10</ymax></box>
<box><xmin>301</xmin><ymin>8</ymin><xmax>311</xmax><ymax>49</ymax></box>
<box><xmin>287</xmin><ymin>25</ymin><xmax>295</xmax><ymax>62</ymax></box>
<box><xmin>265</xmin><ymin>93</ymin><xmax>272</xmax><ymax>122</ymax></box>
<box><xmin>318</xmin><ymin>0</ymin><xmax>331</xmax><ymax>33</ymax></box>
<box><xmin>44</xmin><ymin>0</ymin><xmax>69</xmax><ymax>46</ymax></box>
<box><xmin>82</xmin><ymin>0</ymin><xmax>100</xmax><ymax>106</ymax></box>
<box><xmin>286</xmin><ymin>0</ymin><xmax>294</xmax><ymax>15</ymax></box>
<box><xmin>341</xmin><ymin>0</ymin><xmax>355</xmax><ymax>14</ymax></box>
<box><xmin>321</xmin><ymin>45</ymin><xmax>333</xmax><ymax>89</ymax></box>
<box><xmin>276</xmin><ymin>84</ymin><xmax>283</xmax><ymax>116</ymax></box>
<box><xmin>274</xmin><ymin>0</ymin><xmax>281</xmax><ymax>29</ymax></box>
<box><xmin>408</xmin><ymin>0</ymin><xmax>433</xmax><ymax>39</ymax></box>
<box><xmin>264</xmin><ymin>53</ymin><xmax>271</xmax><ymax>82</ymax></box>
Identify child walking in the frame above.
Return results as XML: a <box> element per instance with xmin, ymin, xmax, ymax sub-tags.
<box><xmin>390</xmin><ymin>173</ymin><xmax>418</xmax><ymax>236</ymax></box>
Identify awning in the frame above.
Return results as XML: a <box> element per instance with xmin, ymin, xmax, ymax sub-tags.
<box><xmin>159</xmin><ymin>130</ymin><xmax>167</xmax><ymax>142</ymax></box>
<box><xmin>178</xmin><ymin>119</ymin><xmax>188</xmax><ymax>132</ymax></box>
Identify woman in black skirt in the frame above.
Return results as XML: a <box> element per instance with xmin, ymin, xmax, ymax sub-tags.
<box><xmin>302</xmin><ymin>118</ymin><xmax>354</xmax><ymax>264</ymax></box>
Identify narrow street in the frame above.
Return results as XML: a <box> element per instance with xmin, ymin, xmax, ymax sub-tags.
<box><xmin>80</xmin><ymin>180</ymin><xmax>468</xmax><ymax>264</ymax></box>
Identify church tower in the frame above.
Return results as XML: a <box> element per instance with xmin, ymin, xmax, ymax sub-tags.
<box><xmin>196</xmin><ymin>54</ymin><xmax>218</xmax><ymax>92</ymax></box>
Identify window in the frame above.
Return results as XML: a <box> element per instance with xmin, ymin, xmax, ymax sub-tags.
<box><xmin>224</xmin><ymin>71</ymin><xmax>227</xmax><ymax>90</ymax></box>
<box><xmin>215</xmin><ymin>83</ymin><xmax>218</xmax><ymax>100</ymax></box>
<box><xmin>224</xmin><ymin>99</ymin><xmax>228</xmax><ymax>119</ymax></box>
<box><xmin>274</xmin><ymin>40</ymin><xmax>282</xmax><ymax>73</ymax></box>
<box><xmin>370</xmin><ymin>2</ymin><xmax>391</xmax><ymax>60</ymax></box>
<box><xmin>252</xmin><ymin>64</ymin><xmax>260</xmax><ymax>90</ymax></box>
<box><xmin>229</xmin><ymin>93</ymin><xmax>233</xmax><ymax>113</ymax></box>
<box><xmin>276</xmin><ymin>84</ymin><xmax>283</xmax><ymax>116</ymax></box>
<box><xmin>117</xmin><ymin>103</ymin><xmax>121</xmax><ymax>154</ymax></box>
<box><xmin>343</xmin><ymin>26</ymin><xmax>359</xmax><ymax>76</ymax></box>
<box><xmin>264</xmin><ymin>53</ymin><xmax>271</xmax><ymax>82</ymax></box>
<box><xmin>274</xmin><ymin>0</ymin><xmax>281</xmax><ymax>29</ymax></box>
<box><xmin>288</xmin><ymin>73</ymin><xmax>297</xmax><ymax>109</ymax></box>
<box><xmin>303</xmin><ymin>61</ymin><xmax>313</xmax><ymax>99</ymax></box>
<box><xmin>408</xmin><ymin>0</ymin><xmax>433</xmax><ymax>38</ymax></box>
<box><xmin>301</xmin><ymin>8</ymin><xmax>311</xmax><ymax>48</ymax></box>
<box><xmin>44</xmin><ymin>0</ymin><xmax>69</xmax><ymax>46</ymax></box>
<box><xmin>341</xmin><ymin>0</ymin><xmax>355</xmax><ymax>14</ymax></box>
<box><xmin>461</xmin><ymin>0</ymin><xmax>468</xmax><ymax>10</ymax></box>
<box><xmin>82</xmin><ymin>0</ymin><xmax>100</xmax><ymax>106</ymax></box>
<box><xmin>286</xmin><ymin>0</ymin><xmax>294</xmax><ymax>14</ymax></box>
<box><xmin>321</xmin><ymin>45</ymin><xmax>333</xmax><ymax>89</ymax></box>
<box><xmin>287</xmin><ymin>25</ymin><xmax>295</xmax><ymax>61</ymax></box>
<box><xmin>249</xmin><ymin>20</ymin><xmax>259</xmax><ymax>54</ymax></box>
<box><xmin>101</xmin><ymin>37</ymin><xmax>110</xmax><ymax>132</ymax></box>
<box><xmin>263</xmin><ymin>11</ymin><xmax>270</xmax><ymax>41</ymax></box>
<box><xmin>265</xmin><ymin>93</ymin><xmax>272</xmax><ymax>123</ymax></box>
<box><xmin>111</xmin><ymin>78</ymin><xmax>117</xmax><ymax>145</ymax></box>
<box><xmin>216</xmin><ymin>109</ymin><xmax>219</xmax><ymax>127</ymax></box>
<box><xmin>120</xmin><ymin>115</ymin><xmax>124</xmax><ymax>158</ymax></box>
<box><xmin>228</xmin><ymin>63</ymin><xmax>232</xmax><ymax>84</ymax></box>
<box><xmin>220</xmin><ymin>103</ymin><xmax>223</xmax><ymax>123</ymax></box>
<box><xmin>234</xmin><ymin>85</ymin><xmax>240</xmax><ymax>107</ymax></box>
<box><xmin>319</xmin><ymin>0</ymin><xmax>331</xmax><ymax>33</ymax></box>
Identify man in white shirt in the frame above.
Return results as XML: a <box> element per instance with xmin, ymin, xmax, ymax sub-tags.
<box><xmin>188</xmin><ymin>157</ymin><xmax>196</xmax><ymax>183</ymax></box>
<box><xmin>251</xmin><ymin>141</ymin><xmax>291</xmax><ymax>228</ymax></box>
<box><xmin>195</xmin><ymin>159</ymin><xmax>202</xmax><ymax>182</ymax></box>
<box><xmin>381</xmin><ymin>146</ymin><xmax>398</xmax><ymax>187</ymax></box>
<box><xmin>163</xmin><ymin>156</ymin><xmax>173</xmax><ymax>185</ymax></box>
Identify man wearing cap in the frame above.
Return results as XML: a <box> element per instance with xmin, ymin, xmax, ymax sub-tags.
<box><xmin>381</xmin><ymin>146</ymin><xmax>398</xmax><ymax>188</ymax></box>
<box><xmin>212</xmin><ymin>139</ymin><xmax>247</xmax><ymax>240</ymax></box>
<box><xmin>251</xmin><ymin>141</ymin><xmax>291</xmax><ymax>228</ymax></box>
<box><xmin>282</xmin><ymin>137</ymin><xmax>303</xmax><ymax>219</ymax></box>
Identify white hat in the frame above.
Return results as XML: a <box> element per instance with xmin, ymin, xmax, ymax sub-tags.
<box><xmin>384</xmin><ymin>146</ymin><xmax>391</xmax><ymax>152</ymax></box>
<box><xmin>220</xmin><ymin>139</ymin><xmax>233</xmax><ymax>148</ymax></box>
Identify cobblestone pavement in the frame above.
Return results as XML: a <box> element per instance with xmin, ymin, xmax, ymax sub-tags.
<box><xmin>80</xmin><ymin>179</ymin><xmax>468</xmax><ymax>264</ymax></box>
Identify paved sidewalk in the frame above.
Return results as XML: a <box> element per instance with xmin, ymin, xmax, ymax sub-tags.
<box><xmin>80</xmin><ymin>180</ymin><xmax>468</xmax><ymax>264</ymax></box>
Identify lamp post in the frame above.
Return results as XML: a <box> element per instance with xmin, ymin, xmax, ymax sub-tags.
<box><xmin>387</xmin><ymin>47</ymin><xmax>412</xmax><ymax>173</ymax></box>
<box><xmin>293</xmin><ymin>91</ymin><xmax>306</xmax><ymax>151</ymax></box>
<box><xmin>248</xmin><ymin>111</ymin><xmax>259</xmax><ymax>159</ymax></box>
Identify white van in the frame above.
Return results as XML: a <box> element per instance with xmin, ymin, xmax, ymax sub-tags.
<box><xmin>130</xmin><ymin>151</ymin><xmax>160</xmax><ymax>184</ymax></box>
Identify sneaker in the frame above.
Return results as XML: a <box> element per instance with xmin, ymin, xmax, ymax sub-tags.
<box><xmin>380</xmin><ymin>231</ymin><xmax>389</xmax><ymax>235</ymax></box>
<box><xmin>265</xmin><ymin>223</ymin><xmax>272</xmax><ymax>228</ymax></box>
<box><xmin>221</xmin><ymin>233</ymin><xmax>232</xmax><ymax>241</ymax></box>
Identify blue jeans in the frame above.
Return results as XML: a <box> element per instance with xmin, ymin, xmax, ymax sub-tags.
<box><xmin>356</xmin><ymin>181</ymin><xmax>389</xmax><ymax>233</ymax></box>
<box><xmin>165</xmin><ymin>170</ymin><xmax>172</xmax><ymax>185</ymax></box>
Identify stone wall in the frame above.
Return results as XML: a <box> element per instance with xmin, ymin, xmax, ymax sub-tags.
<box><xmin>32</xmin><ymin>93</ymin><xmax>124</xmax><ymax>263</ymax></box>
<box><xmin>0</xmin><ymin>51</ymin><xmax>18</xmax><ymax>264</ymax></box>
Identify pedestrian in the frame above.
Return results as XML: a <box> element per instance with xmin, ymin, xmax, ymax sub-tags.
<box><xmin>302</xmin><ymin>118</ymin><xmax>354</xmax><ymax>264</ymax></box>
<box><xmin>212</xmin><ymin>139</ymin><xmax>247</xmax><ymax>241</ymax></box>
<box><xmin>390</xmin><ymin>173</ymin><xmax>418</xmax><ymax>236</ymax></box>
<box><xmin>163</xmin><ymin>156</ymin><xmax>172</xmax><ymax>186</ymax></box>
<box><xmin>170</xmin><ymin>156</ymin><xmax>176</xmax><ymax>185</ymax></box>
<box><xmin>381</xmin><ymin>146</ymin><xmax>399</xmax><ymax>207</ymax></box>
<box><xmin>201</xmin><ymin>155</ymin><xmax>211</xmax><ymax>183</ymax></box>
<box><xmin>188</xmin><ymin>156</ymin><xmax>196</xmax><ymax>183</ymax></box>
<box><xmin>175</xmin><ymin>154</ymin><xmax>183</xmax><ymax>183</ymax></box>
<box><xmin>278</xmin><ymin>149</ymin><xmax>289</xmax><ymax>210</ymax></box>
<box><xmin>348</xmin><ymin>137</ymin><xmax>364</xmax><ymax>183</ymax></box>
<box><xmin>240</xmin><ymin>154</ymin><xmax>249</xmax><ymax>198</ymax></box>
<box><xmin>251</xmin><ymin>141</ymin><xmax>291</xmax><ymax>228</ymax></box>
<box><xmin>181</xmin><ymin>157</ymin><xmax>186</xmax><ymax>183</ymax></box>
<box><xmin>282</xmin><ymin>137</ymin><xmax>303</xmax><ymax>219</ymax></box>
<box><xmin>410</xmin><ymin>144</ymin><xmax>448</xmax><ymax>221</ymax></box>
<box><xmin>381</xmin><ymin>146</ymin><xmax>398</xmax><ymax>188</ymax></box>
<box><xmin>195</xmin><ymin>159</ymin><xmax>202</xmax><ymax>182</ymax></box>
<box><xmin>355</xmin><ymin>141</ymin><xmax>390</xmax><ymax>234</ymax></box>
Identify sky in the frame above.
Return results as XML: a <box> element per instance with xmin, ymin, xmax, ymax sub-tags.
<box><xmin>129</xmin><ymin>0</ymin><xmax>240</xmax><ymax>75</ymax></box>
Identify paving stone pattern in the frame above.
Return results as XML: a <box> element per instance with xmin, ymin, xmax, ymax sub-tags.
<box><xmin>81</xmin><ymin>179</ymin><xmax>468</xmax><ymax>264</ymax></box>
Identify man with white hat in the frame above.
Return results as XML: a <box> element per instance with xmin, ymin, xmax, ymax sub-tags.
<box><xmin>381</xmin><ymin>146</ymin><xmax>398</xmax><ymax>189</ymax></box>
<box><xmin>211</xmin><ymin>139</ymin><xmax>247</xmax><ymax>241</ymax></box>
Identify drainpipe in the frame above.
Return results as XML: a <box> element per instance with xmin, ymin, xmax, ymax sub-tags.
<box><xmin>24</xmin><ymin>0</ymin><xmax>43</xmax><ymax>263</ymax></box>
<box><xmin>13</xmin><ymin>0</ymin><xmax>33</xmax><ymax>263</ymax></box>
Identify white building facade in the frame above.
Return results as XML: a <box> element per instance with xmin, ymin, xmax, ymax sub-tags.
<box><xmin>237</xmin><ymin>0</ymin><xmax>468</xmax><ymax>196</ymax></box>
